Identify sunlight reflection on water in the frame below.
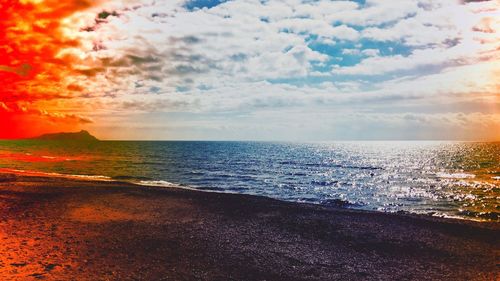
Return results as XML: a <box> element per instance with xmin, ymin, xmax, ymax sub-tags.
<box><xmin>0</xmin><ymin>140</ymin><xmax>498</xmax><ymax>221</ymax></box>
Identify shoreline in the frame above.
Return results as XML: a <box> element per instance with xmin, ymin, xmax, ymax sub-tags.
<box><xmin>0</xmin><ymin>172</ymin><xmax>498</xmax><ymax>280</ymax></box>
<box><xmin>1</xmin><ymin>168</ymin><xmax>496</xmax><ymax>223</ymax></box>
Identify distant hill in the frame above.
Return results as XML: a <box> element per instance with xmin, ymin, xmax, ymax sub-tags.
<box><xmin>32</xmin><ymin>130</ymin><xmax>99</xmax><ymax>141</ymax></box>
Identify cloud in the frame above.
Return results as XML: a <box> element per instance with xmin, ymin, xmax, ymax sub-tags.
<box><xmin>0</xmin><ymin>0</ymin><xmax>108</xmax><ymax>138</ymax></box>
<box><xmin>333</xmin><ymin>38</ymin><xmax>498</xmax><ymax>76</ymax></box>
<box><xmin>334</xmin><ymin>0</ymin><xmax>499</xmax><ymax>75</ymax></box>
<box><xmin>73</xmin><ymin>0</ymin><xmax>497</xmax><ymax>92</ymax></box>
<box><xmin>66</xmin><ymin>1</ymin><xmax>333</xmax><ymax>94</ymax></box>
<box><xmin>0</xmin><ymin>101</ymin><xmax>93</xmax><ymax>123</ymax></box>
<box><xmin>3</xmin><ymin>0</ymin><xmax>499</xmax><ymax>139</ymax></box>
<box><xmin>361</xmin><ymin>49</ymin><xmax>380</xmax><ymax>57</ymax></box>
<box><xmin>327</xmin><ymin>0</ymin><xmax>420</xmax><ymax>26</ymax></box>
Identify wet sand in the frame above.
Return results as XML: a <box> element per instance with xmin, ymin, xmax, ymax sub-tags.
<box><xmin>0</xmin><ymin>173</ymin><xmax>498</xmax><ymax>280</ymax></box>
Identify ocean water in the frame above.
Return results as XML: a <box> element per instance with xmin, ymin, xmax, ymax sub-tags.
<box><xmin>0</xmin><ymin>141</ymin><xmax>498</xmax><ymax>221</ymax></box>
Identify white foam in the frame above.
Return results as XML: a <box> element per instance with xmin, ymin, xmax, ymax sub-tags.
<box><xmin>436</xmin><ymin>172</ymin><xmax>475</xmax><ymax>179</ymax></box>
<box><xmin>492</xmin><ymin>176</ymin><xmax>500</xmax><ymax>180</ymax></box>
<box><xmin>41</xmin><ymin>156</ymin><xmax>57</xmax><ymax>159</ymax></box>
<box><xmin>69</xmin><ymin>174</ymin><xmax>112</xmax><ymax>181</ymax></box>
<box><xmin>430</xmin><ymin>212</ymin><xmax>481</xmax><ymax>221</ymax></box>
<box><xmin>137</xmin><ymin>180</ymin><xmax>210</xmax><ymax>192</ymax></box>
<box><xmin>0</xmin><ymin>168</ymin><xmax>112</xmax><ymax>182</ymax></box>
<box><xmin>139</xmin><ymin>180</ymin><xmax>178</xmax><ymax>188</ymax></box>
<box><xmin>135</xmin><ymin>180</ymin><xmax>240</xmax><ymax>195</ymax></box>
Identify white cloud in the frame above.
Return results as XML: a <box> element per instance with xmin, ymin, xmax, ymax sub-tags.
<box><xmin>333</xmin><ymin>38</ymin><xmax>498</xmax><ymax>75</ymax></box>
<box><xmin>341</xmin><ymin>48</ymin><xmax>360</xmax><ymax>55</ymax></box>
<box><xmin>326</xmin><ymin>0</ymin><xmax>420</xmax><ymax>26</ymax></box>
<box><xmin>361</xmin><ymin>49</ymin><xmax>380</xmax><ymax>57</ymax></box>
<box><xmin>55</xmin><ymin>0</ymin><xmax>500</xmax><ymax>140</ymax></box>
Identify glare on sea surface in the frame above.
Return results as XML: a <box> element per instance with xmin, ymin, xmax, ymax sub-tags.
<box><xmin>0</xmin><ymin>140</ymin><xmax>498</xmax><ymax>221</ymax></box>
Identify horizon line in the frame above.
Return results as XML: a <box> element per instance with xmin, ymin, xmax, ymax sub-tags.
<box><xmin>2</xmin><ymin>138</ymin><xmax>500</xmax><ymax>142</ymax></box>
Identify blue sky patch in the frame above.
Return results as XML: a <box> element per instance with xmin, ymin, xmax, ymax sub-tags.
<box><xmin>184</xmin><ymin>0</ymin><xmax>228</xmax><ymax>11</ymax></box>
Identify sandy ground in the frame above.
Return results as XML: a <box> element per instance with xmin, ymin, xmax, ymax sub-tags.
<box><xmin>0</xmin><ymin>173</ymin><xmax>498</xmax><ymax>280</ymax></box>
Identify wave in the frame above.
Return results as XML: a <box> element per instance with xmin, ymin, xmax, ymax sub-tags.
<box><xmin>457</xmin><ymin>210</ymin><xmax>499</xmax><ymax>221</ymax></box>
<box><xmin>0</xmin><ymin>167</ymin><xmax>204</xmax><ymax>193</ymax></box>
<box><xmin>138</xmin><ymin>180</ymin><xmax>178</xmax><ymax>188</ymax></box>
<box><xmin>41</xmin><ymin>156</ymin><xmax>57</xmax><ymax>159</ymax></box>
<box><xmin>435</xmin><ymin>172</ymin><xmax>475</xmax><ymax>179</ymax></box>
<box><xmin>136</xmin><ymin>179</ymin><xmax>237</xmax><ymax>194</ymax></box>
<box><xmin>0</xmin><ymin>167</ymin><xmax>497</xmax><ymax>222</ymax></box>
<box><xmin>0</xmin><ymin>168</ymin><xmax>112</xmax><ymax>182</ymax></box>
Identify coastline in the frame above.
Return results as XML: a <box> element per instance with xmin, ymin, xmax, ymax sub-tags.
<box><xmin>2</xmin><ymin>167</ymin><xmax>496</xmax><ymax>222</ymax></box>
<box><xmin>0</xmin><ymin>172</ymin><xmax>498</xmax><ymax>280</ymax></box>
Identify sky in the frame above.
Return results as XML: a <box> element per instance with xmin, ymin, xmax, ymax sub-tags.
<box><xmin>0</xmin><ymin>0</ymin><xmax>499</xmax><ymax>140</ymax></box>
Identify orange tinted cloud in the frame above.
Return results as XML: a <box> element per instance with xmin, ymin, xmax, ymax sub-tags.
<box><xmin>0</xmin><ymin>0</ymin><xmax>98</xmax><ymax>138</ymax></box>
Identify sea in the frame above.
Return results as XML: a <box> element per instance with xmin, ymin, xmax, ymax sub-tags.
<box><xmin>0</xmin><ymin>140</ymin><xmax>498</xmax><ymax>221</ymax></box>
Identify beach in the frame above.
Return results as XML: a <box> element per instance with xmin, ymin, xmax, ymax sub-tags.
<box><xmin>0</xmin><ymin>172</ymin><xmax>498</xmax><ymax>280</ymax></box>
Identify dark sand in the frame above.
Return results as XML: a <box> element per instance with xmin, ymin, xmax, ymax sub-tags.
<box><xmin>0</xmin><ymin>173</ymin><xmax>498</xmax><ymax>281</ymax></box>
